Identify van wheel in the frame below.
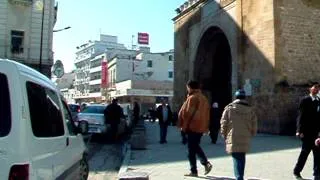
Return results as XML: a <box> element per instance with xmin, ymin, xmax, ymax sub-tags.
<box><xmin>79</xmin><ymin>157</ymin><xmax>89</xmax><ymax>180</ymax></box>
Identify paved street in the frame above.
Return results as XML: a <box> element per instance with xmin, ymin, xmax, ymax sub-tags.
<box><xmin>86</xmin><ymin>135</ymin><xmax>124</xmax><ymax>180</ymax></box>
<box><xmin>124</xmin><ymin>121</ymin><xmax>315</xmax><ymax>180</ymax></box>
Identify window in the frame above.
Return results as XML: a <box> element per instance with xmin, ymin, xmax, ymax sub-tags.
<box><xmin>169</xmin><ymin>55</ymin><xmax>173</xmax><ymax>61</ymax></box>
<box><xmin>61</xmin><ymin>100</ymin><xmax>76</xmax><ymax>136</ymax></box>
<box><xmin>168</xmin><ymin>71</ymin><xmax>173</xmax><ymax>78</ymax></box>
<box><xmin>147</xmin><ymin>60</ymin><xmax>153</xmax><ymax>68</ymax></box>
<box><xmin>113</xmin><ymin>69</ymin><xmax>116</xmax><ymax>85</ymax></box>
<box><xmin>0</xmin><ymin>73</ymin><xmax>11</xmax><ymax>137</ymax></box>
<box><xmin>68</xmin><ymin>104</ymin><xmax>80</xmax><ymax>113</ymax></box>
<box><xmin>81</xmin><ymin>105</ymin><xmax>105</xmax><ymax>114</ymax></box>
<box><xmin>11</xmin><ymin>30</ymin><xmax>24</xmax><ymax>54</ymax></box>
<box><xmin>26</xmin><ymin>82</ymin><xmax>65</xmax><ymax>137</ymax></box>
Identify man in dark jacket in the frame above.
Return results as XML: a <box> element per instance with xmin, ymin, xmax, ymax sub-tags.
<box><xmin>157</xmin><ymin>100</ymin><xmax>172</xmax><ymax>144</ymax></box>
<box><xmin>294</xmin><ymin>84</ymin><xmax>320</xmax><ymax>180</ymax></box>
<box><xmin>209</xmin><ymin>102</ymin><xmax>221</xmax><ymax>144</ymax></box>
<box><xmin>133</xmin><ymin>102</ymin><xmax>140</xmax><ymax>125</ymax></box>
<box><xmin>104</xmin><ymin>98</ymin><xmax>124</xmax><ymax>141</ymax></box>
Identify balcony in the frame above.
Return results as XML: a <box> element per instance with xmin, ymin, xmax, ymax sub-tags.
<box><xmin>90</xmin><ymin>66</ymin><xmax>101</xmax><ymax>73</ymax></box>
<box><xmin>8</xmin><ymin>0</ymin><xmax>32</xmax><ymax>6</ymax></box>
<box><xmin>89</xmin><ymin>79</ymin><xmax>101</xmax><ymax>85</ymax></box>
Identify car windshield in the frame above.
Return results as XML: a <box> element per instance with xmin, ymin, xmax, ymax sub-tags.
<box><xmin>81</xmin><ymin>105</ymin><xmax>105</xmax><ymax>114</ymax></box>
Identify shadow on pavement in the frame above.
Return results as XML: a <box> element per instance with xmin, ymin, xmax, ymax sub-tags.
<box><xmin>197</xmin><ymin>175</ymin><xmax>235</xmax><ymax>180</ymax></box>
<box><xmin>130</xmin><ymin>121</ymin><xmax>301</xmax><ymax>165</ymax></box>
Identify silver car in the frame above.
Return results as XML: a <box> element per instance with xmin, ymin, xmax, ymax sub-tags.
<box><xmin>76</xmin><ymin>104</ymin><xmax>107</xmax><ymax>134</ymax></box>
<box><xmin>76</xmin><ymin>104</ymin><xmax>127</xmax><ymax>135</ymax></box>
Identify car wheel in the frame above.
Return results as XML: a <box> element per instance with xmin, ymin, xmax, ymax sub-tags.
<box><xmin>79</xmin><ymin>157</ymin><xmax>89</xmax><ymax>180</ymax></box>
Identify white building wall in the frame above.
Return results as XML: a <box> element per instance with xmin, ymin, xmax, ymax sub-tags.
<box><xmin>0</xmin><ymin>0</ymin><xmax>55</xmax><ymax>67</ymax></box>
<box><xmin>0</xmin><ymin>0</ymin><xmax>8</xmax><ymax>57</ymax></box>
<box><xmin>105</xmin><ymin>51</ymin><xmax>174</xmax><ymax>84</ymax></box>
<box><xmin>132</xmin><ymin>52</ymin><xmax>174</xmax><ymax>81</ymax></box>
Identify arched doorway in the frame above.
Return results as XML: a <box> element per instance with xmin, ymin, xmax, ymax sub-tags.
<box><xmin>194</xmin><ymin>27</ymin><xmax>232</xmax><ymax>109</ymax></box>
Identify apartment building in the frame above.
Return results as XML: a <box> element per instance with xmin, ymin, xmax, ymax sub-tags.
<box><xmin>73</xmin><ymin>34</ymin><xmax>125</xmax><ymax>101</ymax></box>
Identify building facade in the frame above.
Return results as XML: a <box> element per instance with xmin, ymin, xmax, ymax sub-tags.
<box><xmin>73</xmin><ymin>44</ymin><xmax>174</xmax><ymax>109</ymax></box>
<box><xmin>73</xmin><ymin>34</ymin><xmax>126</xmax><ymax>101</ymax></box>
<box><xmin>106</xmin><ymin>49</ymin><xmax>174</xmax><ymax>102</ymax></box>
<box><xmin>0</xmin><ymin>0</ymin><xmax>57</xmax><ymax>77</ymax></box>
<box><xmin>105</xmin><ymin>48</ymin><xmax>174</xmax><ymax>114</ymax></box>
<box><xmin>173</xmin><ymin>0</ymin><xmax>320</xmax><ymax>134</ymax></box>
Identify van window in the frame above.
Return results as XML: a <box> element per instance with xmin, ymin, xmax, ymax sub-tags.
<box><xmin>0</xmin><ymin>73</ymin><xmax>11</xmax><ymax>137</ymax></box>
<box><xmin>26</xmin><ymin>82</ymin><xmax>64</xmax><ymax>137</ymax></box>
<box><xmin>61</xmin><ymin>100</ymin><xmax>77</xmax><ymax>136</ymax></box>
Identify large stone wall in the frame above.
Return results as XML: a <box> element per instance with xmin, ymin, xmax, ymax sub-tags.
<box><xmin>239</xmin><ymin>0</ymin><xmax>281</xmax><ymax>133</ymax></box>
<box><xmin>275</xmin><ymin>0</ymin><xmax>320</xmax><ymax>85</ymax></box>
<box><xmin>173</xmin><ymin>3</ymin><xmax>202</xmax><ymax>112</ymax></box>
<box><xmin>173</xmin><ymin>0</ymin><xmax>320</xmax><ymax>134</ymax></box>
<box><xmin>241</xmin><ymin>0</ymin><xmax>275</xmax><ymax>90</ymax></box>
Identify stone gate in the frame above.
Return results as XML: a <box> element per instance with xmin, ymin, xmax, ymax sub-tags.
<box><xmin>173</xmin><ymin>0</ymin><xmax>320</xmax><ymax>134</ymax></box>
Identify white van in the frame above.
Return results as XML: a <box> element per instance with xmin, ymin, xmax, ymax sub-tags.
<box><xmin>0</xmin><ymin>59</ymin><xmax>89</xmax><ymax>180</ymax></box>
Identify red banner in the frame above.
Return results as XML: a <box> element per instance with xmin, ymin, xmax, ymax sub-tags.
<box><xmin>101</xmin><ymin>60</ymin><xmax>108</xmax><ymax>88</ymax></box>
<box><xmin>138</xmin><ymin>32</ymin><xmax>149</xmax><ymax>45</ymax></box>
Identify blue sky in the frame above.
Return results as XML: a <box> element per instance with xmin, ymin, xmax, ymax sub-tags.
<box><xmin>53</xmin><ymin>0</ymin><xmax>185</xmax><ymax>72</ymax></box>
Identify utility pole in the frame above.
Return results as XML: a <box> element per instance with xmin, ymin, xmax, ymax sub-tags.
<box><xmin>39</xmin><ymin>0</ymin><xmax>45</xmax><ymax>74</ymax></box>
<box><xmin>131</xmin><ymin>35</ymin><xmax>135</xmax><ymax>50</ymax></box>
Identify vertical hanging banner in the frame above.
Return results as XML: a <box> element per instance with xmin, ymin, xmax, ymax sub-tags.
<box><xmin>101</xmin><ymin>58</ymin><xmax>108</xmax><ymax>88</ymax></box>
<box><xmin>138</xmin><ymin>32</ymin><xmax>149</xmax><ymax>45</ymax></box>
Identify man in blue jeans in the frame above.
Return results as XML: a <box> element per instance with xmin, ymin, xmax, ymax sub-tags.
<box><xmin>220</xmin><ymin>89</ymin><xmax>257</xmax><ymax>180</ymax></box>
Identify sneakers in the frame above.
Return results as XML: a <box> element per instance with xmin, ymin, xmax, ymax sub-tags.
<box><xmin>294</xmin><ymin>172</ymin><xmax>303</xmax><ymax>180</ymax></box>
<box><xmin>184</xmin><ymin>172</ymin><xmax>198</xmax><ymax>177</ymax></box>
<box><xmin>204</xmin><ymin>162</ymin><xmax>212</xmax><ymax>175</ymax></box>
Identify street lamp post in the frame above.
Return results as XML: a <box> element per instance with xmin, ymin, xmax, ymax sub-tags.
<box><xmin>39</xmin><ymin>0</ymin><xmax>45</xmax><ymax>74</ymax></box>
<box><xmin>53</xmin><ymin>26</ymin><xmax>71</xmax><ymax>32</ymax></box>
<box><xmin>38</xmin><ymin>0</ymin><xmax>70</xmax><ymax>75</ymax></box>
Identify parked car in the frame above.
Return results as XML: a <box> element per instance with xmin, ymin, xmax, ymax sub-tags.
<box><xmin>76</xmin><ymin>104</ymin><xmax>107</xmax><ymax>134</ymax></box>
<box><xmin>68</xmin><ymin>103</ymin><xmax>81</xmax><ymax>120</ymax></box>
<box><xmin>0</xmin><ymin>59</ymin><xmax>89</xmax><ymax>180</ymax></box>
<box><xmin>76</xmin><ymin>104</ymin><xmax>128</xmax><ymax>136</ymax></box>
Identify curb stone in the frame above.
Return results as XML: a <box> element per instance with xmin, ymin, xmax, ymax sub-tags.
<box><xmin>118</xmin><ymin>143</ymin><xmax>131</xmax><ymax>178</ymax></box>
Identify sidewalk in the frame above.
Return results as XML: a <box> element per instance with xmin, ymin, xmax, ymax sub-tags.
<box><xmin>124</xmin><ymin>121</ymin><xmax>314</xmax><ymax>180</ymax></box>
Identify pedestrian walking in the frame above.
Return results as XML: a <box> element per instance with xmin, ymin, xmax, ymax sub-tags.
<box><xmin>104</xmin><ymin>98</ymin><xmax>124</xmax><ymax>142</ymax></box>
<box><xmin>133</xmin><ymin>102</ymin><xmax>140</xmax><ymax>125</ymax></box>
<box><xmin>156</xmin><ymin>100</ymin><xmax>172</xmax><ymax>144</ymax></box>
<box><xmin>178</xmin><ymin>80</ymin><xmax>212</xmax><ymax>177</ymax></box>
<box><xmin>209</xmin><ymin>102</ymin><xmax>221</xmax><ymax>144</ymax></box>
<box><xmin>294</xmin><ymin>84</ymin><xmax>320</xmax><ymax>180</ymax></box>
<box><xmin>220</xmin><ymin>89</ymin><xmax>257</xmax><ymax>180</ymax></box>
<box><xmin>181</xmin><ymin>130</ymin><xmax>187</xmax><ymax>145</ymax></box>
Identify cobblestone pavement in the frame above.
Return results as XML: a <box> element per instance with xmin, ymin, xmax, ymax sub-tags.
<box><xmin>126</xmin><ymin>121</ymin><xmax>315</xmax><ymax>180</ymax></box>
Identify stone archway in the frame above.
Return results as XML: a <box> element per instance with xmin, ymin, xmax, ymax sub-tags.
<box><xmin>194</xmin><ymin>27</ymin><xmax>232</xmax><ymax>109</ymax></box>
